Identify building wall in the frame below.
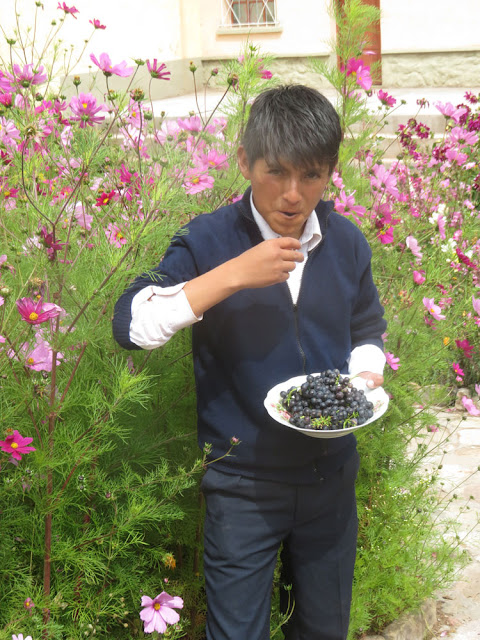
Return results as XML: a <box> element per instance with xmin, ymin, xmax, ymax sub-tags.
<box><xmin>1</xmin><ymin>0</ymin><xmax>479</xmax><ymax>92</ymax></box>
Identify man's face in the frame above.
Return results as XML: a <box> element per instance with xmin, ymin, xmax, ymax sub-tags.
<box><xmin>237</xmin><ymin>147</ymin><xmax>331</xmax><ymax>239</ymax></box>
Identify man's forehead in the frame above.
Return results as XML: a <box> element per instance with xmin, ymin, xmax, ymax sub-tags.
<box><xmin>265</xmin><ymin>157</ymin><xmax>329</xmax><ymax>172</ymax></box>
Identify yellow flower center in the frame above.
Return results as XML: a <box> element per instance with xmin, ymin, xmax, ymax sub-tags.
<box><xmin>29</xmin><ymin>312</ymin><xmax>39</xmax><ymax>321</ymax></box>
<box><xmin>117</xmin><ymin>233</ymin><xmax>123</xmax><ymax>240</ymax></box>
<box><xmin>82</xmin><ymin>103</ymin><xmax>88</xmax><ymax>109</ymax></box>
<box><xmin>154</xmin><ymin>602</ymin><xmax>161</xmax><ymax>611</ymax></box>
<box><xmin>430</xmin><ymin>307</ymin><xmax>435</xmax><ymax>314</ymax></box>
<box><xmin>4</xmin><ymin>191</ymin><xmax>10</xmax><ymax>197</ymax></box>
<box><xmin>132</xmin><ymin>111</ymin><xmax>136</xmax><ymax>118</ymax></box>
<box><xmin>192</xmin><ymin>177</ymin><xmax>200</xmax><ymax>184</ymax></box>
<box><xmin>11</xmin><ymin>442</ymin><xmax>18</xmax><ymax>449</ymax></box>
<box><xmin>443</xmin><ymin>337</ymin><xmax>450</xmax><ymax>345</ymax></box>
<box><xmin>27</xmin><ymin>357</ymin><xmax>35</xmax><ymax>365</ymax></box>
<box><xmin>103</xmin><ymin>197</ymin><xmax>110</xmax><ymax>204</ymax></box>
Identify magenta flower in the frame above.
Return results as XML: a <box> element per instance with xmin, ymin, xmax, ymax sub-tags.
<box><xmin>23</xmin><ymin>598</ymin><xmax>35</xmax><ymax>611</ymax></box>
<box><xmin>105</xmin><ymin>223</ymin><xmax>127</xmax><ymax>248</ymax></box>
<box><xmin>462</xmin><ymin>396</ymin><xmax>480</xmax><ymax>416</ymax></box>
<box><xmin>452</xmin><ymin>362</ymin><xmax>464</xmax><ymax>377</ymax></box>
<box><xmin>406</xmin><ymin>235</ymin><xmax>423</xmax><ymax>260</ymax></box>
<box><xmin>90</xmin><ymin>53</ymin><xmax>134</xmax><ymax>78</ymax></box>
<box><xmin>376</xmin><ymin>225</ymin><xmax>395</xmax><ymax>244</ymax></box>
<box><xmin>378</xmin><ymin>89</ymin><xmax>396</xmax><ymax>107</ymax></box>
<box><xmin>58</xmin><ymin>2</ymin><xmax>79</xmax><ymax>17</ymax></box>
<box><xmin>455</xmin><ymin>339</ymin><xmax>475</xmax><ymax>359</ymax></box>
<box><xmin>16</xmin><ymin>297</ymin><xmax>63</xmax><ymax>325</ymax></box>
<box><xmin>413</xmin><ymin>270</ymin><xmax>426</xmax><ymax>285</ymax></box>
<box><xmin>139</xmin><ymin>592</ymin><xmax>183</xmax><ymax>634</ymax></box>
<box><xmin>146</xmin><ymin>59</ymin><xmax>171</xmax><ymax>81</ymax></box>
<box><xmin>334</xmin><ymin>190</ymin><xmax>366</xmax><ymax>224</ymax></box>
<box><xmin>385</xmin><ymin>352</ymin><xmax>400</xmax><ymax>370</ymax></box>
<box><xmin>70</xmin><ymin>93</ymin><xmax>106</xmax><ymax>128</ymax></box>
<box><xmin>0</xmin><ymin>430</ymin><xmax>36</xmax><ymax>461</ymax></box>
<box><xmin>95</xmin><ymin>190</ymin><xmax>116</xmax><ymax>207</ymax></box>
<box><xmin>89</xmin><ymin>18</ymin><xmax>106</xmax><ymax>29</ymax></box>
<box><xmin>423</xmin><ymin>297</ymin><xmax>446</xmax><ymax>321</ymax></box>
<box><xmin>344</xmin><ymin>58</ymin><xmax>372</xmax><ymax>91</ymax></box>
<box><xmin>183</xmin><ymin>169</ymin><xmax>214</xmax><ymax>195</ymax></box>
<box><xmin>427</xmin><ymin>424</ymin><xmax>439</xmax><ymax>433</ymax></box>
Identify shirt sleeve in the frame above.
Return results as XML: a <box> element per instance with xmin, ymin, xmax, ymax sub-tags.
<box><xmin>348</xmin><ymin>344</ymin><xmax>386</xmax><ymax>376</ymax></box>
<box><xmin>129</xmin><ymin>283</ymin><xmax>202</xmax><ymax>350</ymax></box>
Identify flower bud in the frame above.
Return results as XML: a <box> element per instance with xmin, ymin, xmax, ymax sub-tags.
<box><xmin>73</xmin><ymin>76</ymin><xmax>81</xmax><ymax>87</ymax></box>
<box><xmin>211</xmin><ymin>67</ymin><xmax>218</xmax><ymax>76</ymax></box>
<box><xmin>189</xmin><ymin>61</ymin><xmax>197</xmax><ymax>73</ymax></box>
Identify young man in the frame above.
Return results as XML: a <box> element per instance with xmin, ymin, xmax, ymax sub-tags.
<box><xmin>113</xmin><ymin>85</ymin><xmax>387</xmax><ymax>640</ymax></box>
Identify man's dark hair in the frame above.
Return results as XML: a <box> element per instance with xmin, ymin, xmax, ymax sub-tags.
<box><xmin>241</xmin><ymin>84</ymin><xmax>342</xmax><ymax>174</ymax></box>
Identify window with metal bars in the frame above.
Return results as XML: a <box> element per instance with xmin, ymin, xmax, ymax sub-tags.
<box><xmin>222</xmin><ymin>0</ymin><xmax>277</xmax><ymax>27</ymax></box>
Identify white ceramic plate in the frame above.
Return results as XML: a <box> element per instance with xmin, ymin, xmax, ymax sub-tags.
<box><xmin>264</xmin><ymin>373</ymin><xmax>390</xmax><ymax>438</ymax></box>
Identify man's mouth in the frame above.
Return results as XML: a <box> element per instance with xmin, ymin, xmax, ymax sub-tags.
<box><xmin>280</xmin><ymin>211</ymin><xmax>300</xmax><ymax>217</ymax></box>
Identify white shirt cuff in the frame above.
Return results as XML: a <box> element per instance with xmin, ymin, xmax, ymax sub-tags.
<box><xmin>129</xmin><ymin>283</ymin><xmax>202</xmax><ymax>349</ymax></box>
<box><xmin>348</xmin><ymin>344</ymin><xmax>386</xmax><ymax>377</ymax></box>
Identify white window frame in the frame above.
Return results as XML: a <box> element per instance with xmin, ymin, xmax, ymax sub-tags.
<box><xmin>220</xmin><ymin>0</ymin><xmax>279</xmax><ymax>29</ymax></box>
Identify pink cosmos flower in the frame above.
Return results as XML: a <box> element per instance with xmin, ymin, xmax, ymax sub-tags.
<box><xmin>334</xmin><ymin>190</ymin><xmax>366</xmax><ymax>225</ymax></box>
<box><xmin>455</xmin><ymin>339</ymin><xmax>475</xmax><ymax>359</ymax></box>
<box><xmin>376</xmin><ymin>225</ymin><xmax>395</xmax><ymax>244</ymax></box>
<box><xmin>448</xmin><ymin>126</ymin><xmax>479</xmax><ymax>148</ymax></box>
<box><xmin>73</xmin><ymin>203</ymin><xmax>93</xmax><ymax>230</ymax></box>
<box><xmin>0</xmin><ymin>430</ymin><xmax>36</xmax><ymax>461</ymax></box>
<box><xmin>406</xmin><ymin>235</ymin><xmax>423</xmax><ymax>260</ymax></box>
<box><xmin>331</xmin><ymin>170</ymin><xmax>344</xmax><ymax>189</ymax></box>
<box><xmin>413</xmin><ymin>270</ymin><xmax>426</xmax><ymax>285</ymax></box>
<box><xmin>140</xmin><ymin>592</ymin><xmax>184</xmax><ymax>634</ymax></box>
<box><xmin>90</xmin><ymin>53</ymin><xmax>134</xmax><ymax>78</ymax></box>
<box><xmin>89</xmin><ymin>18</ymin><xmax>106</xmax><ymax>29</ymax></box>
<box><xmin>183</xmin><ymin>169</ymin><xmax>214</xmax><ymax>195</ymax></box>
<box><xmin>452</xmin><ymin>362</ymin><xmax>464</xmax><ymax>377</ymax></box>
<box><xmin>196</xmin><ymin>149</ymin><xmax>229</xmax><ymax>171</ymax></box>
<box><xmin>12</xmin><ymin>634</ymin><xmax>33</xmax><ymax>640</ymax></box>
<box><xmin>344</xmin><ymin>58</ymin><xmax>372</xmax><ymax>91</ymax></box>
<box><xmin>434</xmin><ymin>102</ymin><xmax>468</xmax><ymax>123</ymax></box>
<box><xmin>105</xmin><ymin>223</ymin><xmax>127</xmax><ymax>248</ymax></box>
<box><xmin>370</xmin><ymin>164</ymin><xmax>400</xmax><ymax>198</ymax></box>
<box><xmin>23</xmin><ymin>598</ymin><xmax>35</xmax><ymax>611</ymax></box>
<box><xmin>177</xmin><ymin>115</ymin><xmax>203</xmax><ymax>133</ymax></box>
<box><xmin>423</xmin><ymin>297</ymin><xmax>446</xmax><ymax>321</ymax></box>
<box><xmin>0</xmin><ymin>70</ymin><xmax>13</xmax><ymax>92</ymax></box>
<box><xmin>16</xmin><ymin>297</ymin><xmax>64</xmax><ymax>325</ymax></box>
<box><xmin>385</xmin><ymin>352</ymin><xmax>400</xmax><ymax>370</ymax></box>
<box><xmin>21</xmin><ymin>335</ymin><xmax>63</xmax><ymax>372</ymax></box>
<box><xmin>0</xmin><ymin>117</ymin><xmax>21</xmax><ymax>147</ymax></box>
<box><xmin>378</xmin><ymin>90</ymin><xmax>396</xmax><ymax>107</ymax></box>
<box><xmin>146</xmin><ymin>59</ymin><xmax>171</xmax><ymax>80</ymax></box>
<box><xmin>58</xmin><ymin>2</ymin><xmax>79</xmax><ymax>17</ymax></box>
<box><xmin>11</xmin><ymin>63</ymin><xmax>47</xmax><ymax>87</ymax></box>
<box><xmin>70</xmin><ymin>93</ymin><xmax>106</xmax><ymax>128</ymax></box>
<box><xmin>462</xmin><ymin>396</ymin><xmax>480</xmax><ymax>416</ymax></box>
<box><xmin>473</xmin><ymin>296</ymin><xmax>480</xmax><ymax>315</ymax></box>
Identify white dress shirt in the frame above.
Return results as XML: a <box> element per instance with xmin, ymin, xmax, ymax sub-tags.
<box><xmin>129</xmin><ymin>195</ymin><xmax>385</xmax><ymax>376</ymax></box>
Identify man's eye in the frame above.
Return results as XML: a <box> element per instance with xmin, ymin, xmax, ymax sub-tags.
<box><xmin>268</xmin><ymin>168</ymin><xmax>282</xmax><ymax>175</ymax></box>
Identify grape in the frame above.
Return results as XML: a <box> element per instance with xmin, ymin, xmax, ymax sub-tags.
<box><xmin>279</xmin><ymin>371</ymin><xmax>374</xmax><ymax>431</ymax></box>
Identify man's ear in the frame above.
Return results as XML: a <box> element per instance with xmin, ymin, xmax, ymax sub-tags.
<box><xmin>237</xmin><ymin>146</ymin><xmax>251</xmax><ymax>180</ymax></box>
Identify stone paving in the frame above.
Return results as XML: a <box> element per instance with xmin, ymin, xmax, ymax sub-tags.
<box><xmin>426</xmin><ymin>408</ymin><xmax>480</xmax><ymax>640</ymax></box>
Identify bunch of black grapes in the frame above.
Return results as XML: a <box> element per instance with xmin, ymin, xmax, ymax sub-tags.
<box><xmin>279</xmin><ymin>369</ymin><xmax>374</xmax><ymax>430</ymax></box>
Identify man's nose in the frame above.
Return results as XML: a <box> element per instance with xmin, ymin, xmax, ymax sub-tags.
<box><xmin>283</xmin><ymin>179</ymin><xmax>301</xmax><ymax>204</ymax></box>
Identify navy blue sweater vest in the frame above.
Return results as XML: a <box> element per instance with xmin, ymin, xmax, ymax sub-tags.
<box><xmin>113</xmin><ymin>189</ymin><xmax>387</xmax><ymax>483</ymax></box>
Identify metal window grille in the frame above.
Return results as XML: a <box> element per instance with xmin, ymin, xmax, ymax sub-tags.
<box><xmin>221</xmin><ymin>0</ymin><xmax>277</xmax><ymax>27</ymax></box>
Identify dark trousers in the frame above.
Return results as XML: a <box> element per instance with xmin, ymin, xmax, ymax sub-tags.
<box><xmin>201</xmin><ymin>450</ymin><xmax>359</xmax><ymax>640</ymax></box>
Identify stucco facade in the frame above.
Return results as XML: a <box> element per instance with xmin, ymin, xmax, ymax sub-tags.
<box><xmin>1</xmin><ymin>0</ymin><xmax>479</xmax><ymax>94</ymax></box>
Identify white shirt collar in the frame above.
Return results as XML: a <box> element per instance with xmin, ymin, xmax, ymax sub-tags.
<box><xmin>249</xmin><ymin>191</ymin><xmax>322</xmax><ymax>251</ymax></box>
